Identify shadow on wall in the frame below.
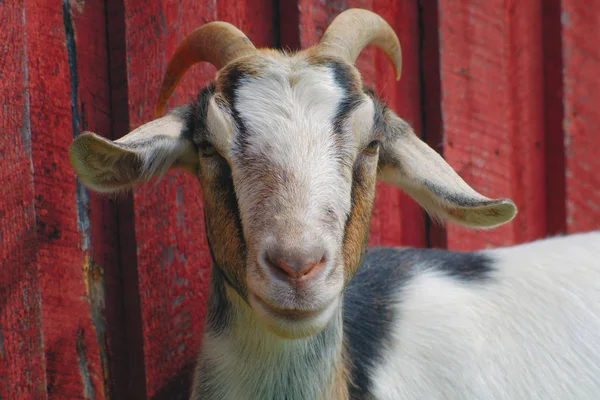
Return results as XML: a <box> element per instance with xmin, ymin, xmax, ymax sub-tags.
<box><xmin>150</xmin><ymin>362</ymin><xmax>194</xmax><ymax>400</ymax></box>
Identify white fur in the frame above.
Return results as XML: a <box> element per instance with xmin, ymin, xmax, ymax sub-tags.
<box><xmin>372</xmin><ymin>231</ymin><xmax>600</xmax><ymax>400</ymax></box>
<box><xmin>226</xmin><ymin>62</ymin><xmax>364</xmax><ymax>335</ymax></box>
<box><xmin>194</xmin><ymin>287</ymin><xmax>343</xmax><ymax>400</ymax></box>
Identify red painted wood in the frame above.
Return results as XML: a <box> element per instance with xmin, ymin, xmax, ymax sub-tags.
<box><xmin>438</xmin><ymin>0</ymin><xmax>547</xmax><ymax>250</ymax></box>
<box><xmin>561</xmin><ymin>0</ymin><xmax>600</xmax><ymax>234</ymax></box>
<box><xmin>24</xmin><ymin>0</ymin><xmax>108</xmax><ymax>397</ymax></box>
<box><xmin>373</xmin><ymin>0</ymin><xmax>426</xmax><ymax>248</ymax></box>
<box><xmin>543</xmin><ymin>0</ymin><xmax>567</xmax><ymax>236</ymax></box>
<box><xmin>280</xmin><ymin>0</ymin><xmax>427</xmax><ymax>248</ymax></box>
<box><xmin>120</xmin><ymin>1</ymin><xmax>273</xmax><ymax>396</ymax></box>
<box><xmin>0</xmin><ymin>1</ymin><xmax>47</xmax><ymax>397</ymax></box>
<box><xmin>419</xmin><ymin>0</ymin><xmax>448</xmax><ymax>249</ymax></box>
<box><xmin>69</xmin><ymin>1</ymin><xmax>130</xmax><ymax>397</ymax></box>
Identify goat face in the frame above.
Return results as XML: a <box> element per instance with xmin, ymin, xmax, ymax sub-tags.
<box><xmin>68</xmin><ymin>9</ymin><xmax>517</xmax><ymax>339</ymax></box>
<box><xmin>189</xmin><ymin>54</ymin><xmax>380</xmax><ymax>338</ymax></box>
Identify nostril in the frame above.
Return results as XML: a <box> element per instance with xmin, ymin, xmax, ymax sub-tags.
<box><xmin>264</xmin><ymin>247</ymin><xmax>326</xmax><ymax>280</ymax></box>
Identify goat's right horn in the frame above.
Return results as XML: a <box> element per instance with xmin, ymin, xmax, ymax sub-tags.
<box><xmin>155</xmin><ymin>21</ymin><xmax>256</xmax><ymax>116</ymax></box>
<box><xmin>316</xmin><ymin>8</ymin><xmax>402</xmax><ymax>81</ymax></box>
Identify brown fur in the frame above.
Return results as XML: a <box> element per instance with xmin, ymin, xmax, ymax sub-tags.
<box><xmin>198</xmin><ymin>156</ymin><xmax>248</xmax><ymax>297</ymax></box>
<box><xmin>342</xmin><ymin>152</ymin><xmax>379</xmax><ymax>283</ymax></box>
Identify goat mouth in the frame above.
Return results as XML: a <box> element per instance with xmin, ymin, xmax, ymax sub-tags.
<box><xmin>250</xmin><ymin>292</ymin><xmax>324</xmax><ymax>320</ymax></box>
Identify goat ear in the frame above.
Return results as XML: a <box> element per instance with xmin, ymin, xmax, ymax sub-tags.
<box><xmin>69</xmin><ymin>113</ymin><xmax>197</xmax><ymax>193</ymax></box>
<box><xmin>377</xmin><ymin>108</ymin><xmax>517</xmax><ymax>228</ymax></box>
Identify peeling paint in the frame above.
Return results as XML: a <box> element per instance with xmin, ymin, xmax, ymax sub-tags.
<box><xmin>76</xmin><ymin>329</ymin><xmax>96</xmax><ymax>399</ymax></box>
<box><xmin>81</xmin><ymin>256</ymin><xmax>109</xmax><ymax>392</ymax></box>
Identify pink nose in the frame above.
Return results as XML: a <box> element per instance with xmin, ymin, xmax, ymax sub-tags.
<box><xmin>264</xmin><ymin>245</ymin><xmax>326</xmax><ymax>280</ymax></box>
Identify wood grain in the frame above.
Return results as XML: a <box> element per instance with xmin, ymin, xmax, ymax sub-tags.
<box><xmin>561</xmin><ymin>0</ymin><xmax>600</xmax><ymax>234</ymax></box>
<box><xmin>438</xmin><ymin>0</ymin><xmax>547</xmax><ymax>250</ymax></box>
<box><xmin>25</xmin><ymin>0</ymin><xmax>109</xmax><ymax>397</ymax></box>
<box><xmin>120</xmin><ymin>1</ymin><xmax>273</xmax><ymax>397</ymax></box>
<box><xmin>0</xmin><ymin>1</ymin><xmax>47</xmax><ymax>397</ymax></box>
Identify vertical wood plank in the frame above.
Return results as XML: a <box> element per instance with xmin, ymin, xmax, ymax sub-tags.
<box><xmin>542</xmin><ymin>0</ymin><xmax>566</xmax><ymax>236</ymax></box>
<box><xmin>69</xmin><ymin>0</ymin><xmax>130</xmax><ymax>397</ymax></box>
<box><xmin>438</xmin><ymin>0</ymin><xmax>546</xmax><ymax>250</ymax></box>
<box><xmin>120</xmin><ymin>1</ymin><xmax>274</xmax><ymax>397</ymax></box>
<box><xmin>419</xmin><ymin>0</ymin><xmax>448</xmax><ymax>249</ymax></box>
<box><xmin>0</xmin><ymin>1</ymin><xmax>47</xmax><ymax>397</ymax></box>
<box><xmin>24</xmin><ymin>0</ymin><xmax>110</xmax><ymax>397</ymax></box>
<box><xmin>373</xmin><ymin>0</ymin><xmax>426</xmax><ymax>248</ymax></box>
<box><xmin>279</xmin><ymin>0</ymin><xmax>427</xmax><ymax>248</ymax></box>
<box><xmin>561</xmin><ymin>0</ymin><xmax>600</xmax><ymax>233</ymax></box>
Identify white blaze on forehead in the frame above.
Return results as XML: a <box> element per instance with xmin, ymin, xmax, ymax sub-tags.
<box><xmin>232</xmin><ymin>63</ymin><xmax>355</xmax><ymax>236</ymax></box>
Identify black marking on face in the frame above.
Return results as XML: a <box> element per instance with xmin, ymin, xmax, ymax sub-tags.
<box><xmin>220</xmin><ymin>66</ymin><xmax>251</xmax><ymax>151</ymax></box>
<box><xmin>327</xmin><ymin>60</ymin><xmax>364</xmax><ymax>137</ymax></box>
<box><xmin>344</xmin><ymin>247</ymin><xmax>495</xmax><ymax>396</ymax></box>
<box><xmin>185</xmin><ymin>82</ymin><xmax>216</xmax><ymax>144</ymax></box>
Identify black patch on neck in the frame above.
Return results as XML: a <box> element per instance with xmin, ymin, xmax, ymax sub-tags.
<box><xmin>344</xmin><ymin>248</ymin><xmax>411</xmax><ymax>398</ymax></box>
<box><xmin>344</xmin><ymin>247</ymin><xmax>495</xmax><ymax>397</ymax></box>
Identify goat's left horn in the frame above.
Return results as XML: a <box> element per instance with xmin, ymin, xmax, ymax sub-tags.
<box><xmin>316</xmin><ymin>8</ymin><xmax>402</xmax><ymax>80</ymax></box>
<box><xmin>155</xmin><ymin>21</ymin><xmax>256</xmax><ymax>116</ymax></box>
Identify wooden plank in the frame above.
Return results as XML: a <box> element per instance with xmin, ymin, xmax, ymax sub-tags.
<box><xmin>24</xmin><ymin>0</ymin><xmax>108</xmax><ymax>397</ymax></box>
<box><xmin>120</xmin><ymin>1</ymin><xmax>274</xmax><ymax>397</ymax></box>
<box><xmin>0</xmin><ymin>1</ymin><xmax>47</xmax><ymax>397</ymax></box>
<box><xmin>419</xmin><ymin>0</ymin><xmax>448</xmax><ymax>249</ymax></box>
<box><xmin>561</xmin><ymin>0</ymin><xmax>600</xmax><ymax>233</ymax></box>
<box><xmin>542</xmin><ymin>0</ymin><xmax>566</xmax><ymax>236</ymax></box>
<box><xmin>373</xmin><ymin>0</ymin><xmax>426</xmax><ymax>248</ymax></box>
<box><xmin>68</xmin><ymin>1</ymin><xmax>129</xmax><ymax>398</ymax></box>
<box><xmin>437</xmin><ymin>0</ymin><xmax>547</xmax><ymax>250</ymax></box>
<box><xmin>280</xmin><ymin>0</ymin><xmax>427</xmax><ymax>248</ymax></box>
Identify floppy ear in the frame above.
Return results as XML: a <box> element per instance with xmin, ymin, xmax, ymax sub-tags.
<box><xmin>69</xmin><ymin>112</ymin><xmax>198</xmax><ymax>193</ymax></box>
<box><xmin>377</xmin><ymin>107</ymin><xmax>517</xmax><ymax>228</ymax></box>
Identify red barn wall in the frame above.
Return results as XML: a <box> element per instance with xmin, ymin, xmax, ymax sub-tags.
<box><xmin>1</xmin><ymin>0</ymin><xmax>599</xmax><ymax>398</ymax></box>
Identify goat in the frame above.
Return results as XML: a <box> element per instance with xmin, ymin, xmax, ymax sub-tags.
<box><xmin>68</xmin><ymin>9</ymin><xmax>600</xmax><ymax>400</ymax></box>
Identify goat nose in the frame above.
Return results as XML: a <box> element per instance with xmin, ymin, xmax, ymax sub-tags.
<box><xmin>264</xmin><ymin>245</ymin><xmax>326</xmax><ymax>280</ymax></box>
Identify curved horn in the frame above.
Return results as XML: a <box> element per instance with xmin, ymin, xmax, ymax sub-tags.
<box><xmin>155</xmin><ymin>21</ymin><xmax>256</xmax><ymax>116</ymax></box>
<box><xmin>316</xmin><ymin>8</ymin><xmax>402</xmax><ymax>80</ymax></box>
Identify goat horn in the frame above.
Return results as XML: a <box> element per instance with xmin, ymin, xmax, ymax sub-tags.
<box><xmin>316</xmin><ymin>8</ymin><xmax>402</xmax><ymax>80</ymax></box>
<box><xmin>155</xmin><ymin>21</ymin><xmax>256</xmax><ymax>116</ymax></box>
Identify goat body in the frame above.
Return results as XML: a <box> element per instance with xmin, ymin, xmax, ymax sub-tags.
<box><xmin>194</xmin><ymin>231</ymin><xmax>600</xmax><ymax>399</ymax></box>
<box><xmin>67</xmin><ymin>9</ymin><xmax>600</xmax><ymax>400</ymax></box>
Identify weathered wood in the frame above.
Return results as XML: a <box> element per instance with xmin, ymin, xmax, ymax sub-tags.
<box><xmin>24</xmin><ymin>0</ymin><xmax>109</xmax><ymax>397</ymax></box>
<box><xmin>0</xmin><ymin>1</ymin><xmax>47</xmax><ymax>397</ymax></box>
<box><xmin>561</xmin><ymin>0</ymin><xmax>600</xmax><ymax>234</ymax></box>
<box><xmin>542</xmin><ymin>0</ymin><xmax>566</xmax><ymax>236</ymax></box>
<box><xmin>438</xmin><ymin>0</ymin><xmax>547</xmax><ymax>250</ymax></box>
<box><xmin>119</xmin><ymin>1</ymin><xmax>273</xmax><ymax>397</ymax></box>
<box><xmin>280</xmin><ymin>0</ymin><xmax>427</xmax><ymax>248</ymax></box>
<box><xmin>69</xmin><ymin>1</ymin><xmax>129</xmax><ymax>398</ymax></box>
<box><xmin>373</xmin><ymin>0</ymin><xmax>426</xmax><ymax>248</ymax></box>
<box><xmin>419</xmin><ymin>0</ymin><xmax>448</xmax><ymax>249</ymax></box>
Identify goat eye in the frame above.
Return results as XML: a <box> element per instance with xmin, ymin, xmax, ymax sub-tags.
<box><xmin>198</xmin><ymin>141</ymin><xmax>217</xmax><ymax>157</ymax></box>
<box><xmin>364</xmin><ymin>140</ymin><xmax>381</xmax><ymax>155</ymax></box>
